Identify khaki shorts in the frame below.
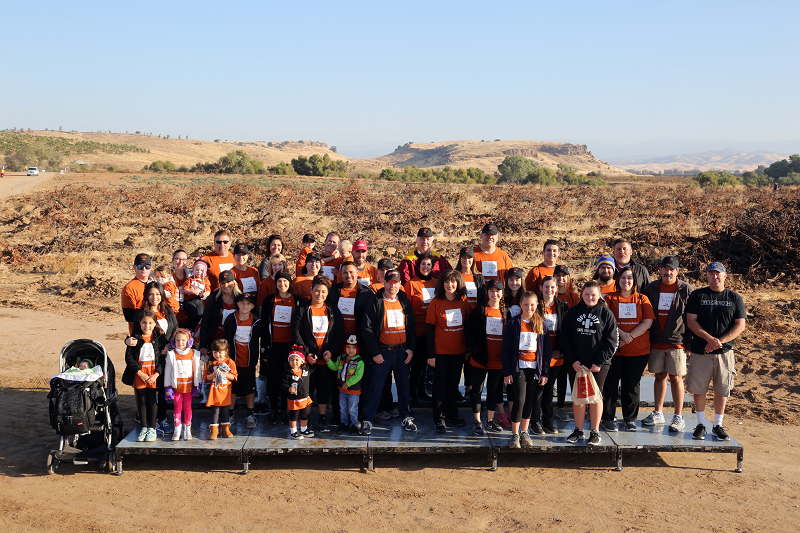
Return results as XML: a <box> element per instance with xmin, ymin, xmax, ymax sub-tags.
<box><xmin>685</xmin><ymin>351</ymin><xmax>736</xmax><ymax>397</ymax></box>
<box><xmin>648</xmin><ymin>348</ymin><xmax>687</xmax><ymax>376</ymax></box>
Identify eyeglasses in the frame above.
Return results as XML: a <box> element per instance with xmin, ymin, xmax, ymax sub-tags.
<box><xmin>136</xmin><ymin>264</ymin><xmax>152</xmax><ymax>270</ymax></box>
<box><xmin>215</xmin><ymin>240</ymin><xmax>230</xmax><ymax>245</ymax></box>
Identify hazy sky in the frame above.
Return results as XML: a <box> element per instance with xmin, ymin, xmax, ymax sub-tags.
<box><xmin>4</xmin><ymin>1</ymin><xmax>798</xmax><ymax>158</ymax></box>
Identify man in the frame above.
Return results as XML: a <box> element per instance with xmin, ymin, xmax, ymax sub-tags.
<box><xmin>370</xmin><ymin>258</ymin><xmax>394</xmax><ymax>293</ymax></box>
<box><xmin>359</xmin><ymin>269</ymin><xmax>417</xmax><ymax>435</ymax></box>
<box><xmin>327</xmin><ymin>262</ymin><xmax>375</xmax><ymax>345</ymax></box>
<box><xmin>525</xmin><ymin>239</ymin><xmax>562</xmax><ymax>294</ymax></box>
<box><xmin>642</xmin><ymin>256</ymin><xmax>694</xmax><ymax>432</ymax></box>
<box><xmin>594</xmin><ymin>254</ymin><xmax>617</xmax><ymax>295</ymax></box>
<box><xmin>473</xmin><ymin>223</ymin><xmax>513</xmax><ymax>283</ymax></box>
<box><xmin>201</xmin><ymin>229</ymin><xmax>236</xmax><ymax>292</ymax></box>
<box><xmin>319</xmin><ymin>231</ymin><xmax>351</xmax><ymax>281</ymax></box>
<box><xmin>685</xmin><ymin>262</ymin><xmax>746</xmax><ymax>441</ymax></box>
<box><xmin>611</xmin><ymin>238</ymin><xmax>650</xmax><ymax>294</ymax></box>
<box><xmin>121</xmin><ymin>253</ymin><xmax>152</xmax><ymax>333</ymax></box>
<box><xmin>398</xmin><ymin>227</ymin><xmax>452</xmax><ymax>284</ymax></box>
<box><xmin>341</xmin><ymin>239</ymin><xmax>378</xmax><ymax>287</ymax></box>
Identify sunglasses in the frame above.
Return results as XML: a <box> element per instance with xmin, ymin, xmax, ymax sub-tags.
<box><xmin>136</xmin><ymin>264</ymin><xmax>152</xmax><ymax>270</ymax></box>
<box><xmin>215</xmin><ymin>240</ymin><xmax>230</xmax><ymax>245</ymax></box>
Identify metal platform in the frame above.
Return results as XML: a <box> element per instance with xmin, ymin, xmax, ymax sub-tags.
<box><xmin>115</xmin><ymin>410</ymin><xmax>742</xmax><ymax>474</ymax></box>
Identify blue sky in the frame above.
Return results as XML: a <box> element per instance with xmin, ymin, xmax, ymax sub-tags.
<box><xmin>3</xmin><ymin>1</ymin><xmax>798</xmax><ymax>159</ymax></box>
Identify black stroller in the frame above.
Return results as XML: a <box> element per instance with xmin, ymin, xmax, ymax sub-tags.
<box><xmin>47</xmin><ymin>339</ymin><xmax>124</xmax><ymax>474</ymax></box>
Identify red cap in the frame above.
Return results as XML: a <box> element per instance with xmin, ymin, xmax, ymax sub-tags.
<box><xmin>353</xmin><ymin>240</ymin><xmax>368</xmax><ymax>252</ymax></box>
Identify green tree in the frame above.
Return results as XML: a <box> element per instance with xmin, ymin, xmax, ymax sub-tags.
<box><xmin>693</xmin><ymin>170</ymin><xmax>741</xmax><ymax>187</ymax></box>
<box><xmin>497</xmin><ymin>155</ymin><xmax>538</xmax><ymax>184</ymax></box>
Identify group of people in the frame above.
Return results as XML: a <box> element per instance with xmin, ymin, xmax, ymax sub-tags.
<box><xmin>120</xmin><ymin>224</ymin><xmax>746</xmax><ymax>447</ymax></box>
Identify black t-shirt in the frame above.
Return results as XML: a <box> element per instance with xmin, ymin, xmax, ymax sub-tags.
<box><xmin>686</xmin><ymin>287</ymin><xmax>746</xmax><ymax>354</ymax></box>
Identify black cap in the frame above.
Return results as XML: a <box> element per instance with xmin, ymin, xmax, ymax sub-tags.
<box><xmin>275</xmin><ymin>270</ymin><xmax>292</xmax><ymax>283</ymax></box>
<box><xmin>553</xmin><ymin>265</ymin><xmax>570</xmax><ymax>277</ymax></box>
<box><xmin>303</xmin><ymin>233</ymin><xmax>316</xmax><ymax>243</ymax></box>
<box><xmin>507</xmin><ymin>267</ymin><xmax>524</xmax><ymax>279</ymax></box>
<box><xmin>306</xmin><ymin>252</ymin><xmax>321</xmax><ymax>262</ymax></box>
<box><xmin>384</xmin><ymin>269</ymin><xmax>401</xmax><ymax>283</ymax></box>
<box><xmin>706</xmin><ymin>261</ymin><xmax>727</xmax><ymax>273</ymax></box>
<box><xmin>459</xmin><ymin>247</ymin><xmax>474</xmax><ymax>257</ymax></box>
<box><xmin>377</xmin><ymin>258</ymin><xmax>394</xmax><ymax>270</ymax></box>
<box><xmin>486</xmin><ymin>279</ymin><xmax>504</xmax><ymax>291</ymax></box>
<box><xmin>417</xmin><ymin>227</ymin><xmax>434</xmax><ymax>238</ymax></box>
<box><xmin>235</xmin><ymin>292</ymin><xmax>257</xmax><ymax>304</ymax></box>
<box><xmin>233</xmin><ymin>243</ymin><xmax>249</xmax><ymax>255</ymax></box>
<box><xmin>134</xmin><ymin>253</ymin><xmax>151</xmax><ymax>266</ymax></box>
<box><xmin>481</xmin><ymin>223</ymin><xmax>498</xmax><ymax>235</ymax></box>
<box><xmin>219</xmin><ymin>270</ymin><xmax>236</xmax><ymax>283</ymax></box>
<box><xmin>661</xmin><ymin>256</ymin><xmax>679</xmax><ymax>269</ymax></box>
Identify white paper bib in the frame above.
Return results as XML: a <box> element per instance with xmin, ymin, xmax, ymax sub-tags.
<box><xmin>445</xmin><ymin>308</ymin><xmax>463</xmax><ymax>327</ymax></box>
<box><xmin>486</xmin><ymin>316</ymin><xmax>503</xmax><ymax>336</ymax></box>
<box><xmin>658</xmin><ymin>292</ymin><xmax>675</xmax><ymax>311</ymax></box>
<box><xmin>274</xmin><ymin>305</ymin><xmax>292</xmax><ymax>324</ymax></box>
<box><xmin>386</xmin><ymin>308</ymin><xmax>404</xmax><ymax>328</ymax></box>
<box><xmin>618</xmin><ymin>303</ymin><xmax>637</xmax><ymax>319</ymax></box>
<box><xmin>241</xmin><ymin>277</ymin><xmax>258</xmax><ymax>293</ymax></box>
<box><xmin>338</xmin><ymin>297</ymin><xmax>355</xmax><ymax>316</ymax></box>
<box><xmin>482</xmin><ymin>261</ymin><xmax>498</xmax><ymax>278</ymax></box>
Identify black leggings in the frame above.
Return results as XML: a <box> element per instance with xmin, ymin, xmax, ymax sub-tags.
<box><xmin>184</xmin><ymin>299</ymin><xmax>204</xmax><ymax>331</ymax></box>
<box><xmin>135</xmin><ymin>388</ymin><xmax>157</xmax><ymax>428</ymax></box>
<box><xmin>433</xmin><ymin>353</ymin><xmax>465</xmax><ymax>423</ymax></box>
<box><xmin>469</xmin><ymin>366</ymin><xmax>504</xmax><ymax>415</ymax></box>
<box><xmin>538</xmin><ymin>364</ymin><xmax>561</xmax><ymax>426</ymax></box>
<box><xmin>511</xmin><ymin>368</ymin><xmax>544</xmax><ymax>424</ymax></box>
<box><xmin>309</xmin><ymin>364</ymin><xmax>332</xmax><ymax>405</ymax></box>
<box><xmin>287</xmin><ymin>405</ymin><xmax>311</xmax><ymax>422</ymax></box>
<box><xmin>410</xmin><ymin>335</ymin><xmax>429</xmax><ymax>397</ymax></box>
<box><xmin>266</xmin><ymin>342</ymin><xmax>291</xmax><ymax>410</ymax></box>
<box><xmin>557</xmin><ymin>364</ymin><xmax>577</xmax><ymax>408</ymax></box>
<box><xmin>211</xmin><ymin>405</ymin><xmax>230</xmax><ymax>424</ymax></box>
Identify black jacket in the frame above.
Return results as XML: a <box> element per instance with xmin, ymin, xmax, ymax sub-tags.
<box><xmin>616</xmin><ymin>258</ymin><xmax>651</xmax><ymax>295</ymax></box>
<box><xmin>463</xmin><ymin>272</ymin><xmax>488</xmax><ymax>305</ymax></box>
<box><xmin>326</xmin><ymin>282</ymin><xmax>374</xmax><ymax>338</ymax></box>
<box><xmin>223</xmin><ymin>312</ymin><xmax>261</xmax><ymax>369</ymax></box>
<box><xmin>561</xmin><ymin>300</ymin><xmax>618</xmax><ymax>369</ymax></box>
<box><xmin>541</xmin><ymin>298</ymin><xmax>569</xmax><ymax>354</ymax></box>
<box><xmin>281</xmin><ymin>365</ymin><xmax>315</xmax><ymax>399</ymax></box>
<box><xmin>500</xmin><ymin>314</ymin><xmax>552</xmax><ymax>379</ymax></box>
<box><xmin>130</xmin><ymin>308</ymin><xmax>178</xmax><ymax>341</ymax></box>
<box><xmin>259</xmin><ymin>294</ymin><xmax>298</xmax><ymax>350</ymax></box>
<box><xmin>199</xmin><ymin>290</ymin><xmax>235</xmax><ymax>350</ymax></box>
<box><xmin>122</xmin><ymin>333</ymin><xmax>168</xmax><ymax>386</ymax></box>
<box><xmin>361</xmin><ymin>288</ymin><xmax>416</xmax><ymax>358</ymax></box>
<box><xmin>291</xmin><ymin>301</ymin><xmax>344</xmax><ymax>357</ymax></box>
<box><xmin>643</xmin><ymin>279</ymin><xmax>694</xmax><ymax>347</ymax></box>
<box><xmin>465</xmin><ymin>305</ymin><xmax>502</xmax><ymax>368</ymax></box>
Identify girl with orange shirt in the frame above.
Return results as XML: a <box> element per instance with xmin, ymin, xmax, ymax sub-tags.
<box><xmin>164</xmin><ymin>329</ymin><xmax>202</xmax><ymax>441</ymax></box>
<box><xmin>256</xmin><ymin>253</ymin><xmax>289</xmax><ymax>309</ymax></box>
<box><xmin>293</xmin><ymin>252</ymin><xmax>321</xmax><ymax>302</ymax></box>
<box><xmin>601</xmin><ymin>267</ymin><xmax>655</xmax><ymax>432</ymax></box>
<box><xmin>203</xmin><ymin>338</ymin><xmax>238</xmax><ymax>440</ymax></box>
<box><xmin>536</xmin><ymin>277</ymin><xmax>569</xmax><ymax>434</ymax></box>
<box><xmin>260</xmin><ymin>270</ymin><xmax>297</xmax><ymax>425</ymax></box>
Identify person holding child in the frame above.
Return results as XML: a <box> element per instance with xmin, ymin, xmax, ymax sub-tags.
<box><xmin>325</xmin><ymin>334</ymin><xmax>365</xmax><ymax>434</ymax></box>
<box><xmin>203</xmin><ymin>338</ymin><xmax>238</xmax><ymax>439</ymax></box>
<box><xmin>164</xmin><ymin>328</ymin><xmax>202</xmax><ymax>441</ymax></box>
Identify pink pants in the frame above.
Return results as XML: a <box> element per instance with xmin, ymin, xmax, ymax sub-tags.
<box><xmin>173</xmin><ymin>391</ymin><xmax>193</xmax><ymax>426</ymax></box>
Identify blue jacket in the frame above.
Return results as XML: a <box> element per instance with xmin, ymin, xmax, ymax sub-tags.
<box><xmin>500</xmin><ymin>314</ymin><xmax>552</xmax><ymax>380</ymax></box>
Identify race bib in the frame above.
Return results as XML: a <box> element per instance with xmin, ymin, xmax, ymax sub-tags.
<box><xmin>175</xmin><ymin>359</ymin><xmax>192</xmax><ymax>378</ymax></box>
<box><xmin>509</xmin><ymin>305</ymin><xmax>521</xmax><ymax>317</ymax></box>
<box><xmin>658</xmin><ymin>292</ymin><xmax>675</xmax><ymax>311</ymax></box>
<box><xmin>486</xmin><ymin>316</ymin><xmax>503</xmax><ymax>336</ymax></box>
<box><xmin>422</xmin><ymin>287</ymin><xmax>435</xmax><ymax>303</ymax></box>
<box><xmin>618</xmin><ymin>303</ymin><xmax>637</xmax><ymax>320</ymax></box>
<box><xmin>465</xmin><ymin>281</ymin><xmax>477</xmax><ymax>299</ymax></box>
<box><xmin>544</xmin><ymin>313</ymin><xmax>558</xmax><ymax>332</ymax></box>
<box><xmin>234</xmin><ymin>325</ymin><xmax>252</xmax><ymax>344</ymax></box>
<box><xmin>157</xmin><ymin>318</ymin><xmax>168</xmax><ymax>333</ymax></box>
<box><xmin>222</xmin><ymin>309</ymin><xmax>236</xmax><ymax>324</ymax></box>
<box><xmin>445</xmin><ymin>308</ymin><xmax>463</xmax><ymax>327</ymax></box>
<box><xmin>386</xmin><ymin>309</ymin><xmax>404</xmax><ymax>328</ymax></box>
<box><xmin>321</xmin><ymin>266</ymin><xmax>336</xmax><ymax>280</ymax></box>
<box><xmin>241</xmin><ymin>277</ymin><xmax>258</xmax><ymax>293</ymax></box>
<box><xmin>164</xmin><ymin>290</ymin><xmax>172</xmax><ymax>299</ymax></box>
<box><xmin>482</xmin><ymin>261</ymin><xmax>498</xmax><ymax>278</ymax></box>
<box><xmin>191</xmin><ymin>280</ymin><xmax>205</xmax><ymax>291</ymax></box>
<box><xmin>519</xmin><ymin>331</ymin><xmax>537</xmax><ymax>352</ymax></box>
<box><xmin>358</xmin><ymin>277</ymin><xmax>371</xmax><ymax>287</ymax></box>
<box><xmin>338</xmin><ymin>297</ymin><xmax>355</xmax><ymax>316</ymax></box>
<box><xmin>274</xmin><ymin>305</ymin><xmax>292</xmax><ymax>324</ymax></box>
<box><xmin>219</xmin><ymin>263</ymin><xmax>234</xmax><ymax>272</ymax></box>
<box><xmin>312</xmin><ymin>315</ymin><xmax>329</xmax><ymax>333</ymax></box>
<box><xmin>139</xmin><ymin>344</ymin><xmax>155</xmax><ymax>362</ymax></box>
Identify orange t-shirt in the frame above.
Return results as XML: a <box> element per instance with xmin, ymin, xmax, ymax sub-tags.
<box><xmin>256</xmin><ymin>276</ymin><xmax>276</xmax><ymax>307</ymax></box>
<box><xmin>204</xmin><ymin>357</ymin><xmax>238</xmax><ymax>406</ymax></box>
<box><xmin>319</xmin><ymin>254</ymin><xmax>352</xmax><ymax>282</ymax></box>
<box><xmin>233</xmin><ymin>313</ymin><xmax>254</xmax><ymax>368</ymax></box>
<box><xmin>292</xmin><ymin>276</ymin><xmax>313</xmax><ymax>302</ymax></box>
<box><xmin>310</xmin><ymin>304</ymin><xmax>329</xmax><ymax>363</ymax></box>
<box><xmin>405</xmin><ymin>278</ymin><xmax>438</xmax><ymax>338</ymax></box>
<box><xmin>216</xmin><ymin>300</ymin><xmax>237</xmax><ymax>340</ymax></box>
<box><xmin>173</xmin><ymin>349</ymin><xmax>196</xmax><ymax>394</ymax></box>
<box><xmin>652</xmin><ymin>281</ymin><xmax>683</xmax><ymax>350</ymax></box>
<box><xmin>295</xmin><ymin>246</ymin><xmax>313</xmax><ymax>278</ymax></box>
<box><xmin>121</xmin><ymin>278</ymin><xmax>147</xmax><ymax>333</ymax></box>
<box><xmin>134</xmin><ymin>336</ymin><xmax>157</xmax><ymax>389</ymax></box>
<box><xmin>473</xmin><ymin>247</ymin><xmax>513</xmax><ymax>283</ymax></box>
<box><xmin>336</xmin><ymin>285</ymin><xmax>358</xmax><ymax>336</ymax></box>
<box><xmin>233</xmin><ymin>265</ymin><xmax>261</xmax><ymax>294</ymax></box>
<box><xmin>426</xmin><ymin>296</ymin><xmax>473</xmax><ymax>355</ymax></box>
<box><xmin>543</xmin><ymin>302</ymin><xmax>562</xmax><ymax>367</ymax></box>
<box><xmin>524</xmin><ymin>263</ymin><xmax>555</xmax><ymax>294</ymax></box>
<box><xmin>471</xmin><ymin>306</ymin><xmax>503</xmax><ymax>370</ymax></box>
<box><xmin>162</xmin><ymin>280</ymin><xmax>181</xmax><ymax>314</ymax></box>
<box><xmin>271</xmin><ymin>294</ymin><xmax>295</xmax><ymax>343</ymax></box>
<box><xmin>606</xmin><ymin>292</ymin><xmax>655</xmax><ymax>356</ymax></box>
<box><xmin>461</xmin><ymin>273</ymin><xmax>479</xmax><ymax>304</ymax></box>
<box><xmin>182</xmin><ymin>276</ymin><xmax>211</xmax><ymax>301</ymax></box>
<box><xmin>599</xmin><ymin>281</ymin><xmax>617</xmax><ymax>295</ymax></box>
<box><xmin>380</xmin><ymin>297</ymin><xmax>407</xmax><ymax>346</ymax></box>
<box><xmin>201</xmin><ymin>252</ymin><xmax>235</xmax><ymax>292</ymax></box>
<box><xmin>339</xmin><ymin>263</ymin><xmax>378</xmax><ymax>288</ymax></box>
<box><xmin>558</xmin><ymin>290</ymin><xmax>581</xmax><ymax>308</ymax></box>
<box><xmin>518</xmin><ymin>320</ymin><xmax>538</xmax><ymax>362</ymax></box>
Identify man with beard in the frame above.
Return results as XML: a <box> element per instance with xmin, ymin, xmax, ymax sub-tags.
<box><xmin>612</xmin><ymin>238</ymin><xmax>651</xmax><ymax>294</ymax></box>
<box><xmin>594</xmin><ymin>254</ymin><xmax>617</xmax><ymax>295</ymax></box>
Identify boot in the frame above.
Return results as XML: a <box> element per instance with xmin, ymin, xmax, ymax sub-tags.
<box><xmin>184</xmin><ymin>423</ymin><xmax>193</xmax><ymax>441</ymax></box>
<box><xmin>209</xmin><ymin>424</ymin><xmax>219</xmax><ymax>440</ymax></box>
<box><xmin>220</xmin><ymin>423</ymin><xmax>233</xmax><ymax>438</ymax></box>
<box><xmin>172</xmin><ymin>424</ymin><xmax>182</xmax><ymax>441</ymax></box>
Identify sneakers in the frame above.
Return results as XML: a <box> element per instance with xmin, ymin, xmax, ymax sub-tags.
<box><xmin>267</xmin><ymin>410</ymin><xmax>279</xmax><ymax>425</ymax></box>
<box><xmin>542</xmin><ymin>425</ymin><xmax>558</xmax><ymax>435</ymax></box>
<box><xmin>497</xmin><ymin>412</ymin><xmax>512</xmax><ymax>428</ymax></box>
<box><xmin>668</xmin><ymin>415</ymin><xmax>685</xmax><ymax>433</ymax></box>
<box><xmin>183</xmin><ymin>424</ymin><xmax>193</xmax><ymax>441</ymax></box>
<box><xmin>359</xmin><ymin>421</ymin><xmax>372</xmax><ymax>435</ymax></box>
<box><xmin>509</xmin><ymin>433</ymin><xmax>521</xmax><ymax>448</ymax></box>
<box><xmin>172</xmin><ymin>425</ymin><xmax>182</xmax><ymax>441</ymax></box>
<box><xmin>642</xmin><ymin>411</ymin><xmax>665</xmax><ymax>426</ymax></box>
<box><xmin>136</xmin><ymin>427</ymin><xmax>148</xmax><ymax>442</ymax></box>
<box><xmin>473</xmin><ymin>421</ymin><xmax>485</xmax><ymax>436</ymax></box>
<box><xmin>712</xmin><ymin>425</ymin><xmax>730</xmax><ymax>441</ymax></box>
<box><xmin>445</xmin><ymin>416</ymin><xmax>466</xmax><ymax>427</ymax></box>
<box><xmin>159</xmin><ymin>420</ymin><xmax>173</xmax><ymax>434</ymax></box>
<box><xmin>390</xmin><ymin>408</ymin><xmax>400</xmax><ymax>418</ymax></box>
<box><xmin>145</xmin><ymin>428</ymin><xmax>157</xmax><ymax>442</ymax></box>
<box><xmin>435</xmin><ymin>421</ymin><xmax>447</xmax><ymax>433</ymax></box>
<box><xmin>692</xmin><ymin>424</ymin><xmax>707</xmax><ymax>440</ymax></box>
<box><xmin>401</xmin><ymin>417</ymin><xmax>418</xmax><ymax>432</ymax></box>
<box><xmin>529</xmin><ymin>421</ymin><xmax>545</xmax><ymax>436</ymax></box>
<box><xmin>318</xmin><ymin>417</ymin><xmax>331</xmax><ymax>433</ymax></box>
<box><xmin>376</xmin><ymin>411</ymin><xmax>392</xmax><ymax>420</ymax></box>
<box><xmin>600</xmin><ymin>420</ymin><xmax>618</xmax><ymax>432</ymax></box>
<box><xmin>246</xmin><ymin>415</ymin><xmax>257</xmax><ymax>429</ymax></box>
<box><xmin>519</xmin><ymin>431</ymin><xmax>533</xmax><ymax>448</ymax></box>
<box><xmin>485</xmin><ymin>419</ymin><xmax>504</xmax><ymax>433</ymax></box>
<box><xmin>290</xmin><ymin>430</ymin><xmax>303</xmax><ymax>440</ymax></box>
<box><xmin>554</xmin><ymin>407</ymin><xmax>570</xmax><ymax>422</ymax></box>
<box><xmin>300</xmin><ymin>427</ymin><xmax>315</xmax><ymax>438</ymax></box>
<box><xmin>566</xmin><ymin>428</ymin><xmax>584</xmax><ymax>444</ymax></box>
<box><xmin>624</xmin><ymin>421</ymin><xmax>638</xmax><ymax>432</ymax></box>
<box><xmin>587</xmin><ymin>430</ymin><xmax>602</xmax><ymax>446</ymax></box>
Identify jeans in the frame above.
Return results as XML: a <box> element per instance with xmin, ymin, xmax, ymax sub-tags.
<box><xmin>339</xmin><ymin>392</ymin><xmax>360</xmax><ymax>426</ymax></box>
<box><xmin>362</xmin><ymin>348</ymin><xmax>411</xmax><ymax>422</ymax></box>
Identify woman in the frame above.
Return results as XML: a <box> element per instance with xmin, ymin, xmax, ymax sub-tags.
<box><xmin>601</xmin><ymin>266</ymin><xmax>655</xmax><ymax>432</ymax></box>
<box><xmin>258</xmin><ymin>234</ymin><xmax>284</xmax><ymax>280</ymax></box>
<box><xmin>257</xmin><ymin>253</ymin><xmax>289</xmax><ymax>310</ymax></box>
<box><xmin>426</xmin><ymin>269</ymin><xmax>473</xmax><ymax>433</ymax></box>
<box><xmin>560</xmin><ymin>281</ymin><xmax>618</xmax><ymax>446</ymax></box>
<box><xmin>554</xmin><ymin>265</ymin><xmax>580</xmax><ymax>307</ymax></box>
<box><xmin>199</xmin><ymin>270</ymin><xmax>242</xmax><ymax>357</ymax></box>
<box><xmin>504</xmin><ymin>267</ymin><xmax>525</xmax><ymax>317</ymax></box>
<box><xmin>405</xmin><ymin>252</ymin><xmax>438</xmax><ymax>403</ymax></box>
<box><xmin>260</xmin><ymin>270</ymin><xmax>297</xmax><ymax>425</ymax></box>
<box><xmin>501</xmin><ymin>291</ymin><xmax>552</xmax><ymax>448</ymax></box>
<box><xmin>553</xmin><ymin>265</ymin><xmax>580</xmax><ymax>422</ymax></box>
<box><xmin>293</xmin><ymin>252</ymin><xmax>321</xmax><ymax>302</ymax></box>
<box><xmin>291</xmin><ymin>275</ymin><xmax>343</xmax><ymax>433</ymax></box>
<box><xmin>466</xmin><ymin>279</ymin><xmax>507</xmax><ymax>435</ymax></box>
<box><xmin>456</xmin><ymin>247</ymin><xmax>486</xmax><ymax>306</ymax></box>
<box><xmin>535</xmin><ymin>276</ymin><xmax>569</xmax><ymax>434</ymax></box>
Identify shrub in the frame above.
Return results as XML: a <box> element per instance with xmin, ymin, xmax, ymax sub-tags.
<box><xmin>145</xmin><ymin>160</ymin><xmax>176</xmax><ymax>172</ymax></box>
<box><xmin>693</xmin><ymin>170</ymin><xmax>741</xmax><ymax>187</ymax></box>
<box><xmin>267</xmin><ymin>161</ymin><xmax>297</xmax><ymax>175</ymax></box>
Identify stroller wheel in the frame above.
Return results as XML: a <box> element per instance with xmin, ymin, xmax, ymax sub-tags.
<box><xmin>46</xmin><ymin>451</ymin><xmax>59</xmax><ymax>475</ymax></box>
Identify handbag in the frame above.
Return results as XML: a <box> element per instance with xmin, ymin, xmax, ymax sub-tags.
<box><xmin>572</xmin><ymin>366</ymin><xmax>602</xmax><ymax>405</ymax></box>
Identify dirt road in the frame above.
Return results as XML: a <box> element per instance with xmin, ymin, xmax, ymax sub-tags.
<box><xmin>0</xmin><ymin>171</ymin><xmax>54</xmax><ymax>198</ymax></box>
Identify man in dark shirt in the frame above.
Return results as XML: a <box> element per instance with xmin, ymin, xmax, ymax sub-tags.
<box><xmin>685</xmin><ymin>262</ymin><xmax>746</xmax><ymax>441</ymax></box>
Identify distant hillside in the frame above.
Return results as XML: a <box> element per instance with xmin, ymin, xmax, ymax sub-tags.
<box><xmin>375</xmin><ymin>140</ymin><xmax>624</xmax><ymax>175</ymax></box>
<box><xmin>612</xmin><ymin>148</ymin><xmax>792</xmax><ymax>173</ymax></box>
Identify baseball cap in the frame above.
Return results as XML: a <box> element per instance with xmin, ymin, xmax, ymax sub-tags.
<box><xmin>459</xmin><ymin>247</ymin><xmax>474</xmax><ymax>257</ymax></box>
<box><xmin>353</xmin><ymin>240</ymin><xmax>368</xmax><ymax>252</ymax></box>
<box><xmin>707</xmin><ymin>262</ymin><xmax>727</xmax><ymax>273</ymax></box>
<box><xmin>553</xmin><ymin>265</ymin><xmax>570</xmax><ymax>277</ymax></box>
<box><xmin>235</xmin><ymin>292</ymin><xmax>257</xmax><ymax>304</ymax></box>
<box><xmin>219</xmin><ymin>270</ymin><xmax>236</xmax><ymax>284</ymax></box>
<box><xmin>134</xmin><ymin>253</ymin><xmax>151</xmax><ymax>266</ymax></box>
<box><xmin>233</xmin><ymin>243</ymin><xmax>249</xmax><ymax>255</ymax></box>
<box><xmin>306</xmin><ymin>252</ymin><xmax>321</xmax><ymax>262</ymax></box>
<box><xmin>481</xmin><ymin>223</ymin><xmax>498</xmax><ymax>235</ymax></box>
<box><xmin>417</xmin><ymin>227</ymin><xmax>434</xmax><ymax>238</ymax></box>
<box><xmin>377</xmin><ymin>258</ymin><xmax>394</xmax><ymax>270</ymax></box>
<box><xmin>302</xmin><ymin>233</ymin><xmax>316</xmax><ymax>243</ymax></box>
<box><xmin>486</xmin><ymin>279</ymin><xmax>503</xmax><ymax>291</ymax></box>
<box><xmin>661</xmin><ymin>256</ymin><xmax>680</xmax><ymax>269</ymax></box>
<box><xmin>384</xmin><ymin>269</ymin><xmax>401</xmax><ymax>283</ymax></box>
<box><xmin>507</xmin><ymin>267</ymin><xmax>523</xmax><ymax>279</ymax></box>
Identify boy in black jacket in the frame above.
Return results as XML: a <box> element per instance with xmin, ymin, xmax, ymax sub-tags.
<box><xmin>224</xmin><ymin>292</ymin><xmax>261</xmax><ymax>429</ymax></box>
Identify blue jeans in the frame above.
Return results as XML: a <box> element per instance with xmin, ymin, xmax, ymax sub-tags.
<box><xmin>363</xmin><ymin>348</ymin><xmax>411</xmax><ymax>422</ymax></box>
<box><xmin>339</xmin><ymin>392</ymin><xmax>360</xmax><ymax>426</ymax></box>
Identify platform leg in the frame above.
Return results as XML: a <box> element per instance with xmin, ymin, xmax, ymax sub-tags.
<box><xmin>242</xmin><ymin>453</ymin><xmax>250</xmax><ymax>475</ymax></box>
<box><xmin>115</xmin><ymin>457</ymin><xmax>123</xmax><ymax>476</ymax></box>
<box><xmin>615</xmin><ymin>451</ymin><xmax>623</xmax><ymax>472</ymax></box>
<box><xmin>735</xmin><ymin>449</ymin><xmax>743</xmax><ymax>473</ymax></box>
<box><xmin>364</xmin><ymin>450</ymin><xmax>374</xmax><ymax>471</ymax></box>
<box><xmin>490</xmin><ymin>448</ymin><xmax>498</xmax><ymax>471</ymax></box>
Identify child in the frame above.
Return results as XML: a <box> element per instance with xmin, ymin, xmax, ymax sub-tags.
<box><xmin>77</xmin><ymin>359</ymin><xmax>94</xmax><ymax>370</ymax></box>
<box><xmin>282</xmin><ymin>345</ymin><xmax>315</xmax><ymax>439</ymax></box>
<box><xmin>203</xmin><ymin>338</ymin><xmax>238</xmax><ymax>439</ymax></box>
<box><xmin>295</xmin><ymin>233</ymin><xmax>316</xmax><ymax>278</ymax></box>
<box><xmin>183</xmin><ymin>259</ymin><xmax>211</xmax><ymax>334</ymax></box>
<box><xmin>122</xmin><ymin>310</ymin><xmax>167</xmax><ymax>443</ymax></box>
<box><xmin>224</xmin><ymin>292</ymin><xmax>260</xmax><ymax>429</ymax></box>
<box><xmin>164</xmin><ymin>328</ymin><xmax>202</xmax><ymax>441</ymax></box>
<box><xmin>153</xmin><ymin>266</ymin><xmax>181</xmax><ymax>314</ymax></box>
<box><xmin>325</xmin><ymin>334</ymin><xmax>365</xmax><ymax>435</ymax></box>
<box><xmin>338</xmin><ymin>239</ymin><xmax>353</xmax><ymax>260</ymax></box>
<box><xmin>231</xmin><ymin>243</ymin><xmax>261</xmax><ymax>294</ymax></box>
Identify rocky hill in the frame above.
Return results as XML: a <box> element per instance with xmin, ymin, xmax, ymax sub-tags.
<box><xmin>612</xmin><ymin>148</ymin><xmax>793</xmax><ymax>173</ymax></box>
